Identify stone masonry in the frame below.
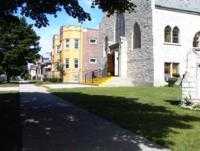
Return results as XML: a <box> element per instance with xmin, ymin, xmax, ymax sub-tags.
<box><xmin>99</xmin><ymin>0</ymin><xmax>154</xmax><ymax>86</ymax></box>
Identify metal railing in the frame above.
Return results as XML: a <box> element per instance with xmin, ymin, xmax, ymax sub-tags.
<box><xmin>84</xmin><ymin>68</ymin><xmax>108</xmax><ymax>83</ymax></box>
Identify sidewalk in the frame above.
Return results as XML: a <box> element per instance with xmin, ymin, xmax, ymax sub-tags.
<box><xmin>19</xmin><ymin>84</ymin><xmax>169</xmax><ymax>151</ymax></box>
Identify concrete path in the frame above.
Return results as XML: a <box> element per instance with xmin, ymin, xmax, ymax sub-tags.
<box><xmin>19</xmin><ymin>84</ymin><xmax>169</xmax><ymax>151</ymax></box>
<box><xmin>43</xmin><ymin>83</ymin><xmax>96</xmax><ymax>89</ymax></box>
<box><xmin>0</xmin><ymin>86</ymin><xmax>19</xmax><ymax>92</ymax></box>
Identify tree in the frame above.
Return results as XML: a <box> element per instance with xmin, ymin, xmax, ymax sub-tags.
<box><xmin>0</xmin><ymin>17</ymin><xmax>40</xmax><ymax>82</ymax></box>
<box><xmin>56</xmin><ymin>62</ymin><xmax>64</xmax><ymax>82</ymax></box>
<box><xmin>0</xmin><ymin>0</ymin><xmax>136</xmax><ymax>28</ymax></box>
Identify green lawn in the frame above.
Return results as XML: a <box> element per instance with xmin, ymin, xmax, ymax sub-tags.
<box><xmin>0</xmin><ymin>82</ymin><xmax>19</xmax><ymax>87</ymax></box>
<box><xmin>51</xmin><ymin>87</ymin><xmax>200</xmax><ymax>151</ymax></box>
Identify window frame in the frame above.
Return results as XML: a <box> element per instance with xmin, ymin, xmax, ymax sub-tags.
<box><xmin>164</xmin><ymin>62</ymin><xmax>180</xmax><ymax>81</ymax></box>
<box><xmin>65</xmin><ymin>38</ymin><xmax>70</xmax><ymax>48</ymax></box>
<box><xmin>164</xmin><ymin>26</ymin><xmax>181</xmax><ymax>45</ymax></box>
<box><xmin>65</xmin><ymin>58</ymin><xmax>69</xmax><ymax>68</ymax></box>
<box><xmin>115</xmin><ymin>13</ymin><xmax>125</xmax><ymax>42</ymax></box>
<box><xmin>74</xmin><ymin>39</ymin><xmax>79</xmax><ymax>49</ymax></box>
<box><xmin>164</xmin><ymin>26</ymin><xmax>172</xmax><ymax>43</ymax></box>
<box><xmin>193</xmin><ymin>32</ymin><xmax>200</xmax><ymax>48</ymax></box>
<box><xmin>89</xmin><ymin>58</ymin><xmax>97</xmax><ymax>64</ymax></box>
<box><xmin>133</xmin><ymin>22</ymin><xmax>141</xmax><ymax>49</ymax></box>
<box><xmin>89</xmin><ymin>38</ymin><xmax>98</xmax><ymax>44</ymax></box>
<box><xmin>74</xmin><ymin>58</ymin><xmax>79</xmax><ymax>68</ymax></box>
<box><xmin>56</xmin><ymin>45</ymin><xmax>61</xmax><ymax>53</ymax></box>
<box><xmin>172</xmin><ymin>27</ymin><xmax>180</xmax><ymax>44</ymax></box>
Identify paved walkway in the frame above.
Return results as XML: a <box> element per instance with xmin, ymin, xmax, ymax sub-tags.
<box><xmin>43</xmin><ymin>83</ymin><xmax>96</xmax><ymax>89</ymax></box>
<box><xmin>0</xmin><ymin>86</ymin><xmax>19</xmax><ymax>92</ymax></box>
<box><xmin>19</xmin><ymin>84</ymin><xmax>169</xmax><ymax>151</ymax></box>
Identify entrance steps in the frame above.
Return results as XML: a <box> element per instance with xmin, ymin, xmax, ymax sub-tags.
<box><xmin>83</xmin><ymin>76</ymin><xmax>113</xmax><ymax>86</ymax></box>
<box><xmin>103</xmin><ymin>77</ymin><xmax>134</xmax><ymax>87</ymax></box>
<box><xmin>83</xmin><ymin>76</ymin><xmax>134</xmax><ymax>87</ymax></box>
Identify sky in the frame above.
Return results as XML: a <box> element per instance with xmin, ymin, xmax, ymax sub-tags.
<box><xmin>26</xmin><ymin>0</ymin><xmax>103</xmax><ymax>57</ymax></box>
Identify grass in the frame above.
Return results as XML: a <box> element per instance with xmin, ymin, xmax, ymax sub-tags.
<box><xmin>0</xmin><ymin>81</ymin><xmax>19</xmax><ymax>87</ymax></box>
<box><xmin>0</xmin><ymin>91</ymin><xmax>21</xmax><ymax>150</ymax></box>
<box><xmin>51</xmin><ymin>86</ymin><xmax>200</xmax><ymax>151</ymax></box>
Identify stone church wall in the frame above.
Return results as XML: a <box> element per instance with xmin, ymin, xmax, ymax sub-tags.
<box><xmin>125</xmin><ymin>0</ymin><xmax>154</xmax><ymax>85</ymax></box>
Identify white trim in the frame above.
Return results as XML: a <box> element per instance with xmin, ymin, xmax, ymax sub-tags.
<box><xmin>163</xmin><ymin>42</ymin><xmax>181</xmax><ymax>46</ymax></box>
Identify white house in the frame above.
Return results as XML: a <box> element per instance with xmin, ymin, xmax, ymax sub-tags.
<box><xmin>99</xmin><ymin>0</ymin><xmax>200</xmax><ymax>86</ymax></box>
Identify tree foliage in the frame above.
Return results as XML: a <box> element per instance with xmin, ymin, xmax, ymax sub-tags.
<box><xmin>0</xmin><ymin>0</ymin><xmax>136</xmax><ymax>27</ymax></box>
<box><xmin>0</xmin><ymin>17</ymin><xmax>40</xmax><ymax>82</ymax></box>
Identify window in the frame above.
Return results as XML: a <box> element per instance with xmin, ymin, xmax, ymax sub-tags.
<box><xmin>65</xmin><ymin>58</ymin><xmax>69</xmax><ymax>68</ymax></box>
<box><xmin>89</xmin><ymin>58</ymin><xmax>97</xmax><ymax>64</ymax></box>
<box><xmin>74</xmin><ymin>58</ymin><xmax>78</xmax><ymax>68</ymax></box>
<box><xmin>115</xmin><ymin>13</ymin><xmax>125</xmax><ymax>42</ymax></box>
<box><xmin>164</xmin><ymin>26</ymin><xmax>172</xmax><ymax>43</ymax></box>
<box><xmin>193</xmin><ymin>31</ymin><xmax>200</xmax><ymax>47</ymax></box>
<box><xmin>133</xmin><ymin>22</ymin><xmax>141</xmax><ymax>49</ymax></box>
<box><xmin>164</xmin><ymin>62</ymin><xmax>180</xmax><ymax>81</ymax></box>
<box><xmin>89</xmin><ymin>39</ymin><xmax>97</xmax><ymax>44</ymax></box>
<box><xmin>66</xmin><ymin>39</ymin><xmax>70</xmax><ymax>48</ymax></box>
<box><xmin>172</xmin><ymin>63</ymin><xmax>179</xmax><ymax>75</ymax></box>
<box><xmin>74</xmin><ymin>75</ymin><xmax>79</xmax><ymax>81</ymax></box>
<box><xmin>164</xmin><ymin>63</ymin><xmax>171</xmax><ymax>75</ymax></box>
<box><xmin>74</xmin><ymin>39</ymin><xmax>79</xmax><ymax>49</ymax></box>
<box><xmin>105</xmin><ymin>36</ymin><xmax>108</xmax><ymax>52</ymax></box>
<box><xmin>56</xmin><ymin>45</ymin><xmax>61</xmax><ymax>53</ymax></box>
<box><xmin>173</xmin><ymin>27</ymin><xmax>179</xmax><ymax>43</ymax></box>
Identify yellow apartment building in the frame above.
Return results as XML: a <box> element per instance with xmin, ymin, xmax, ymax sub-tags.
<box><xmin>52</xmin><ymin>25</ymin><xmax>84</xmax><ymax>82</ymax></box>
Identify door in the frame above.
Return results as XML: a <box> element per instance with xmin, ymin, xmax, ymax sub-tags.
<box><xmin>107</xmin><ymin>52</ymin><xmax>115</xmax><ymax>76</ymax></box>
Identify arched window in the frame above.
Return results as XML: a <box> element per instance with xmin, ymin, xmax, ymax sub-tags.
<box><xmin>173</xmin><ymin>27</ymin><xmax>179</xmax><ymax>43</ymax></box>
<box><xmin>115</xmin><ymin>13</ymin><xmax>125</xmax><ymax>42</ymax></box>
<box><xmin>164</xmin><ymin>26</ymin><xmax>172</xmax><ymax>42</ymax></box>
<box><xmin>193</xmin><ymin>32</ymin><xmax>200</xmax><ymax>48</ymax></box>
<box><xmin>133</xmin><ymin>22</ymin><xmax>141</xmax><ymax>49</ymax></box>
<box><xmin>105</xmin><ymin>36</ymin><xmax>109</xmax><ymax>52</ymax></box>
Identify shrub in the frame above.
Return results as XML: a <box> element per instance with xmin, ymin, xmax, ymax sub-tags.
<box><xmin>172</xmin><ymin>73</ymin><xmax>180</xmax><ymax>78</ymax></box>
<box><xmin>183</xmin><ymin>96</ymin><xmax>192</xmax><ymax>106</ymax></box>
<box><xmin>167</xmin><ymin>77</ymin><xmax>178</xmax><ymax>87</ymax></box>
<box><xmin>44</xmin><ymin>77</ymin><xmax>62</xmax><ymax>83</ymax></box>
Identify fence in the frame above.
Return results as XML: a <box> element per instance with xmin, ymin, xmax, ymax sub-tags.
<box><xmin>84</xmin><ymin>68</ymin><xmax>107</xmax><ymax>83</ymax></box>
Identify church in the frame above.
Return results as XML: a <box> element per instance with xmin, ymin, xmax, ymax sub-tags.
<box><xmin>99</xmin><ymin>0</ymin><xmax>200</xmax><ymax>86</ymax></box>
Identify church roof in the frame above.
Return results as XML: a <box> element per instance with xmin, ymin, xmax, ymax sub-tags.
<box><xmin>155</xmin><ymin>0</ymin><xmax>200</xmax><ymax>14</ymax></box>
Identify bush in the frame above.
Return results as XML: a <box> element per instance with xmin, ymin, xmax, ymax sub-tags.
<box><xmin>44</xmin><ymin>77</ymin><xmax>62</xmax><ymax>83</ymax></box>
<box><xmin>172</xmin><ymin>73</ymin><xmax>180</xmax><ymax>78</ymax></box>
<box><xmin>183</xmin><ymin>96</ymin><xmax>193</xmax><ymax>106</ymax></box>
<box><xmin>167</xmin><ymin>77</ymin><xmax>178</xmax><ymax>87</ymax></box>
<box><xmin>23</xmin><ymin>73</ymin><xmax>31</xmax><ymax>80</ymax></box>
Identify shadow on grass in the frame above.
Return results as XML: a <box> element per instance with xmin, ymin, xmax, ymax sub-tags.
<box><xmin>1</xmin><ymin>90</ymin><xmax>200</xmax><ymax>150</ymax></box>
<box><xmin>0</xmin><ymin>92</ymin><xmax>22</xmax><ymax>151</ymax></box>
<box><xmin>165</xmin><ymin>99</ymin><xmax>181</xmax><ymax>106</ymax></box>
<box><xmin>0</xmin><ymin>81</ymin><xmax>19</xmax><ymax>87</ymax></box>
<box><xmin>53</xmin><ymin>92</ymin><xmax>200</xmax><ymax>147</ymax></box>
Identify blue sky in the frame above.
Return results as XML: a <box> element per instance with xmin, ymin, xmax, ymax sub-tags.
<box><xmin>27</xmin><ymin>0</ymin><xmax>103</xmax><ymax>56</ymax></box>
